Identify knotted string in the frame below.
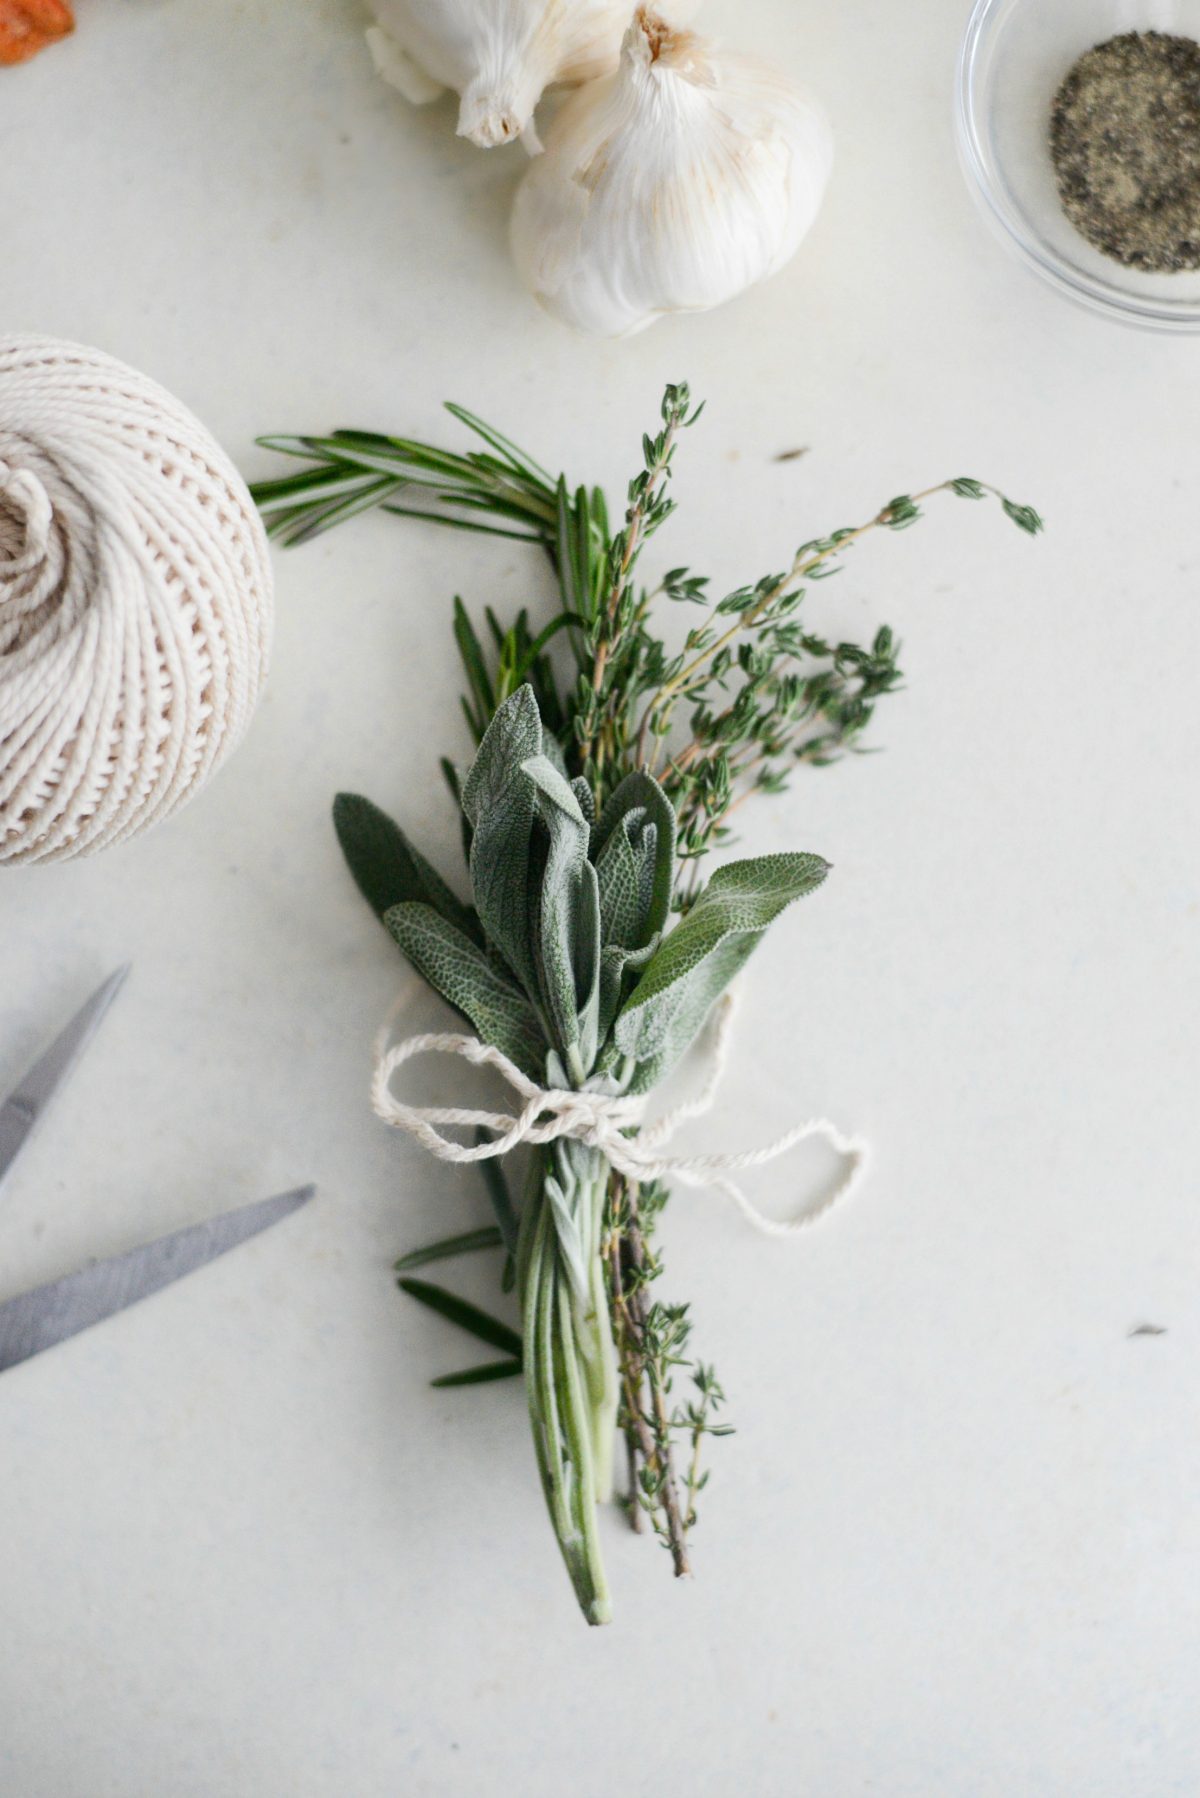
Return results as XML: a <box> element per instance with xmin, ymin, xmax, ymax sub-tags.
<box><xmin>371</xmin><ymin>994</ymin><xmax>870</xmax><ymax>1238</ymax></box>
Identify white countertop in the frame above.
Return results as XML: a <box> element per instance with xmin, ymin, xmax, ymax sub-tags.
<box><xmin>3</xmin><ymin>3</ymin><xmax>1200</xmax><ymax>1793</ymax></box>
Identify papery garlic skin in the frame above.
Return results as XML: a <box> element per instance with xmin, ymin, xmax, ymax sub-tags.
<box><xmin>366</xmin><ymin>0</ymin><xmax>698</xmax><ymax>150</ymax></box>
<box><xmin>510</xmin><ymin>8</ymin><xmax>833</xmax><ymax>335</ymax></box>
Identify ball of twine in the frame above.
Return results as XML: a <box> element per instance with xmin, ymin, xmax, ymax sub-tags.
<box><xmin>0</xmin><ymin>335</ymin><xmax>273</xmax><ymax>865</ymax></box>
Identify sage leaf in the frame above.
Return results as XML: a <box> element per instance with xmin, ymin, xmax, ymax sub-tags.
<box><xmin>575</xmin><ymin>861</ymin><xmax>602</xmax><ymax>1071</ymax></box>
<box><xmin>462</xmin><ymin>690</ymin><xmax>542</xmax><ymax>991</ymax></box>
<box><xmin>615</xmin><ymin>852</ymin><xmax>828</xmax><ymax>1086</ymax></box>
<box><xmin>620</xmin><ymin>933</ymin><xmax>751</xmax><ymax>1093</ymax></box>
<box><xmin>594</xmin><ymin>825</ymin><xmax>660</xmax><ymax>1040</ymax></box>
<box><xmin>523</xmin><ymin>753</ymin><xmax>596</xmax><ymax>1065</ymax></box>
<box><xmin>462</xmin><ymin>684</ymin><xmax>541</xmax><ymax>827</ymax></box>
<box><xmin>592</xmin><ymin>773</ymin><xmax>675</xmax><ymax>1037</ymax></box>
<box><xmin>595</xmin><ymin>809</ymin><xmax>643</xmax><ymax>949</ymax></box>
<box><xmin>597</xmin><ymin>934</ymin><xmax>659</xmax><ymax>1049</ymax></box>
<box><xmin>333</xmin><ymin>792</ymin><xmax>479</xmax><ymax>941</ymax></box>
<box><xmin>594</xmin><ymin>771</ymin><xmax>675</xmax><ymax>943</ymax></box>
<box><xmin>385</xmin><ymin>902</ymin><xmax>545</xmax><ymax>1077</ymax></box>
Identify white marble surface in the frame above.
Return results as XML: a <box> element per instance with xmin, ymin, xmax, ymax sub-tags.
<box><xmin>2</xmin><ymin>2</ymin><xmax>1200</xmax><ymax>1793</ymax></box>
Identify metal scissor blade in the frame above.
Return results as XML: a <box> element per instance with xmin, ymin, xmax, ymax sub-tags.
<box><xmin>0</xmin><ymin>966</ymin><xmax>130</xmax><ymax>1196</ymax></box>
<box><xmin>0</xmin><ymin>1184</ymin><xmax>315</xmax><ymax>1374</ymax></box>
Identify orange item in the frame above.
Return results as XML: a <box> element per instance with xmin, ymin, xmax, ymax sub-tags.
<box><xmin>0</xmin><ymin>0</ymin><xmax>74</xmax><ymax>65</ymax></box>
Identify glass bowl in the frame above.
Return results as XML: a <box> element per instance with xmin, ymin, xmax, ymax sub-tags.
<box><xmin>956</xmin><ymin>0</ymin><xmax>1200</xmax><ymax>331</ymax></box>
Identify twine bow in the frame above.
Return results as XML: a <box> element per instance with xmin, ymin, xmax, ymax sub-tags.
<box><xmin>371</xmin><ymin>994</ymin><xmax>870</xmax><ymax>1238</ymax></box>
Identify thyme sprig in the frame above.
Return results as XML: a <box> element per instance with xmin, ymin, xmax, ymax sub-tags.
<box><xmin>575</xmin><ymin>384</ymin><xmax>703</xmax><ymax>804</ymax></box>
<box><xmin>254</xmin><ymin>388</ymin><xmax>1041</xmax><ymax>1622</ymax></box>
<box><xmin>606</xmin><ymin>1175</ymin><xmax>701</xmax><ymax>1569</ymax></box>
<box><xmin>607</xmin><ymin>1176</ymin><xmax>734</xmax><ymax>1563</ymax></box>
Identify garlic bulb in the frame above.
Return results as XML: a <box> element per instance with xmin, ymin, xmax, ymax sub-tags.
<box><xmin>366</xmin><ymin>0</ymin><xmax>698</xmax><ymax>150</ymax></box>
<box><xmin>510</xmin><ymin>7</ymin><xmax>833</xmax><ymax>335</ymax></box>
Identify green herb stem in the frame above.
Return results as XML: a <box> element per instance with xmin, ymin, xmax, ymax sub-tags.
<box><xmin>521</xmin><ymin>1156</ymin><xmax>614</xmax><ymax>1626</ymax></box>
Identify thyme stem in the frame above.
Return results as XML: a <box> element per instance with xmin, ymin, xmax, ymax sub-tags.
<box><xmin>641</xmin><ymin>481</ymin><xmax>959</xmax><ymax>764</ymax></box>
<box><xmin>620</xmin><ymin>1180</ymin><xmax>691</xmax><ymax>1578</ymax></box>
<box><xmin>607</xmin><ymin>1221</ymin><xmax>660</xmax><ymax>1534</ymax></box>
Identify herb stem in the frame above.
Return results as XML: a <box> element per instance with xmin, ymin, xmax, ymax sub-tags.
<box><xmin>579</xmin><ymin>390</ymin><xmax>693</xmax><ymax>791</ymax></box>
<box><xmin>607</xmin><ymin>1214</ymin><xmax>661</xmax><ymax>1530</ymax></box>
<box><xmin>625</xmin><ymin>1432</ymin><xmax>643</xmax><ymax>1533</ymax></box>
<box><xmin>640</xmin><ymin>481</ymin><xmax>966</xmax><ymax>770</ymax></box>
<box><xmin>521</xmin><ymin>1157</ymin><xmax>614</xmax><ymax>1625</ymax></box>
<box><xmin>622</xmin><ymin>1183</ymin><xmax>691</xmax><ymax>1578</ymax></box>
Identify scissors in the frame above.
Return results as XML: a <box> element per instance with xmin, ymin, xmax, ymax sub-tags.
<box><xmin>0</xmin><ymin>967</ymin><xmax>314</xmax><ymax>1374</ymax></box>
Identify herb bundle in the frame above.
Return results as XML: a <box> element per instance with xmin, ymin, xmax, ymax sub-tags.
<box><xmin>253</xmin><ymin>389</ymin><xmax>1040</xmax><ymax>1624</ymax></box>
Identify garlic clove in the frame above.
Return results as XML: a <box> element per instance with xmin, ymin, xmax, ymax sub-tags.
<box><xmin>365</xmin><ymin>0</ymin><xmax>700</xmax><ymax>150</ymax></box>
<box><xmin>510</xmin><ymin>5</ymin><xmax>833</xmax><ymax>335</ymax></box>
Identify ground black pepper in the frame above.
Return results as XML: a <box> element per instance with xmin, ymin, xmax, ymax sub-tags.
<box><xmin>1050</xmin><ymin>31</ymin><xmax>1200</xmax><ymax>273</ymax></box>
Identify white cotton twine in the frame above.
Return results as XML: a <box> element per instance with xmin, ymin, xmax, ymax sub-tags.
<box><xmin>372</xmin><ymin>993</ymin><xmax>871</xmax><ymax>1237</ymax></box>
<box><xmin>0</xmin><ymin>335</ymin><xmax>273</xmax><ymax>865</ymax></box>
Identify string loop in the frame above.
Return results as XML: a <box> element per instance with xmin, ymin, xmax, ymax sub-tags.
<box><xmin>372</xmin><ymin>994</ymin><xmax>870</xmax><ymax>1238</ymax></box>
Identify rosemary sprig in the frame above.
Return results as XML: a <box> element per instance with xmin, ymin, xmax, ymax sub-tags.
<box><xmin>254</xmin><ymin>412</ymin><xmax>557</xmax><ymax>547</ymax></box>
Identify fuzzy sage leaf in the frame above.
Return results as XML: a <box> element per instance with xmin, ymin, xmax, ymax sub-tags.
<box><xmin>523</xmin><ymin>752</ymin><xmax>600</xmax><ymax>1076</ymax></box>
<box><xmin>615</xmin><ymin>852</ymin><xmax>829</xmax><ymax>1087</ymax></box>
<box><xmin>462</xmin><ymin>685</ymin><xmax>543</xmax><ymax>995</ymax></box>
<box><xmin>333</xmin><ymin>792</ymin><xmax>480</xmax><ymax>942</ymax></box>
<box><xmin>385</xmin><ymin>902</ymin><xmax>545</xmax><ymax>1079</ymax></box>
